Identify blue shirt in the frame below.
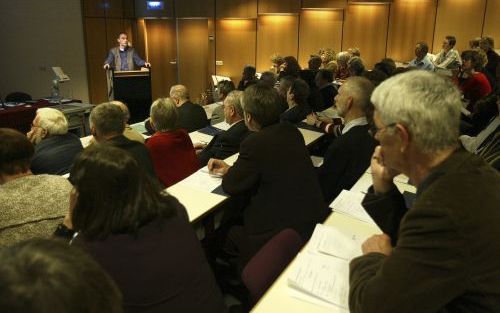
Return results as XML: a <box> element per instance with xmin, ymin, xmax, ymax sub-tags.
<box><xmin>409</xmin><ymin>55</ymin><xmax>435</xmax><ymax>71</ymax></box>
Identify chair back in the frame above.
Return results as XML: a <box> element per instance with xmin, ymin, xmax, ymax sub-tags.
<box><xmin>5</xmin><ymin>92</ymin><xmax>32</xmax><ymax>103</ymax></box>
<box><xmin>241</xmin><ymin>228</ymin><xmax>304</xmax><ymax>304</ymax></box>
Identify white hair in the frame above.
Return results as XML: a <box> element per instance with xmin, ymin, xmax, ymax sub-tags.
<box><xmin>36</xmin><ymin>108</ymin><xmax>68</xmax><ymax>135</ymax></box>
<box><xmin>371</xmin><ymin>71</ymin><xmax>461</xmax><ymax>153</ymax></box>
<box><xmin>169</xmin><ymin>85</ymin><xmax>189</xmax><ymax>100</ymax></box>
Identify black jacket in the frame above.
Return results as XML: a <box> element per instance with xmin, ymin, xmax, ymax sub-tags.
<box><xmin>177</xmin><ymin>101</ymin><xmax>208</xmax><ymax>132</ymax></box>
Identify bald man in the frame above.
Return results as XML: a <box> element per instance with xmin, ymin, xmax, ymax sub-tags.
<box><xmin>169</xmin><ymin>85</ymin><xmax>208</xmax><ymax>132</ymax></box>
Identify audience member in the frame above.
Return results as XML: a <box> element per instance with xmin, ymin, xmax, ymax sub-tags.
<box><xmin>319</xmin><ymin>48</ymin><xmax>336</xmax><ymax>69</ymax></box>
<box><xmin>0</xmin><ymin>239</ymin><xmax>123</xmax><ymax>313</ymax></box>
<box><xmin>89</xmin><ymin>102</ymin><xmax>156</xmax><ymax>178</ymax></box>
<box><xmin>146</xmin><ymin>98</ymin><xmax>199</xmax><ymax>187</ymax></box>
<box><xmin>460</xmin><ymin>93</ymin><xmax>498</xmax><ymax>136</ymax></box>
<box><xmin>275</xmin><ymin>75</ymin><xmax>295</xmax><ymax>113</ymax></box>
<box><xmin>258</xmin><ymin>71</ymin><xmax>277</xmax><ymax>88</ymax></box>
<box><xmin>197</xmin><ymin>91</ymin><xmax>249</xmax><ymax>167</ymax></box>
<box><xmin>308</xmin><ymin>55</ymin><xmax>322</xmax><ymax>71</ymax></box>
<box><xmin>280</xmin><ymin>78</ymin><xmax>312</xmax><ymax>124</ymax></box>
<box><xmin>347</xmin><ymin>57</ymin><xmax>366</xmax><ymax>77</ymax></box>
<box><xmin>208</xmin><ymin>84</ymin><xmax>326</xmax><ymax>268</ymax></box>
<box><xmin>237</xmin><ymin>65</ymin><xmax>258</xmax><ymax>91</ymax></box>
<box><xmin>374</xmin><ymin>58</ymin><xmax>397</xmax><ymax>77</ymax></box>
<box><xmin>433</xmin><ymin>35</ymin><xmax>462</xmax><ymax>69</ymax></box>
<box><xmin>0</xmin><ymin>128</ymin><xmax>72</xmax><ymax>246</ymax></box>
<box><xmin>317</xmin><ymin>77</ymin><xmax>377</xmax><ymax>204</ymax></box>
<box><xmin>60</xmin><ymin>145</ymin><xmax>227</xmax><ymax>313</ymax></box>
<box><xmin>211</xmin><ymin>80</ymin><xmax>236</xmax><ymax>125</ymax></box>
<box><xmin>110</xmin><ymin>100</ymin><xmax>145</xmax><ymax>143</ymax></box>
<box><xmin>278</xmin><ymin>56</ymin><xmax>301</xmax><ymax>80</ymax></box>
<box><xmin>310</xmin><ymin>69</ymin><xmax>337</xmax><ymax>112</ymax></box>
<box><xmin>455</xmin><ymin>50</ymin><xmax>492</xmax><ymax>109</ymax></box>
<box><xmin>362</xmin><ymin>69</ymin><xmax>388</xmax><ymax>87</ymax></box>
<box><xmin>300</xmin><ymin>55</ymin><xmax>321</xmax><ymax>90</ymax></box>
<box><xmin>408</xmin><ymin>42</ymin><xmax>435</xmax><ymax>71</ymax></box>
<box><xmin>170</xmin><ymin>84</ymin><xmax>209</xmax><ymax>132</ymax></box>
<box><xmin>270</xmin><ymin>53</ymin><xmax>285</xmax><ymax>74</ymax></box>
<box><xmin>480</xmin><ymin>36</ymin><xmax>500</xmax><ymax>86</ymax></box>
<box><xmin>27</xmin><ymin>107</ymin><xmax>83</xmax><ymax>175</ymax></box>
<box><xmin>469</xmin><ymin>37</ymin><xmax>482</xmax><ymax>49</ymax></box>
<box><xmin>348</xmin><ymin>47</ymin><xmax>361</xmax><ymax>57</ymax></box>
<box><xmin>349</xmin><ymin>71</ymin><xmax>500</xmax><ymax>312</ymax></box>
<box><xmin>336</xmin><ymin>51</ymin><xmax>351</xmax><ymax>80</ymax></box>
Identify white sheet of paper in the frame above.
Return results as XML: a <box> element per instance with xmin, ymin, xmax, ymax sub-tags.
<box><xmin>288</xmin><ymin>252</ymin><xmax>350</xmax><ymax>309</ymax></box>
<box><xmin>213</xmin><ymin>121</ymin><xmax>231</xmax><ymax>131</ymax></box>
<box><xmin>307</xmin><ymin>224</ymin><xmax>366</xmax><ymax>261</ymax></box>
<box><xmin>178</xmin><ymin>167</ymin><xmax>222</xmax><ymax>193</ymax></box>
<box><xmin>329</xmin><ymin>190</ymin><xmax>376</xmax><ymax>225</ymax></box>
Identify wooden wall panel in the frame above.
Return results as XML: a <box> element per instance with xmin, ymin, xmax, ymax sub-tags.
<box><xmin>176</xmin><ymin>0</ymin><xmax>214</xmax><ymax>17</ymax></box>
<box><xmin>215</xmin><ymin>19</ymin><xmax>256</xmax><ymax>84</ymax></box>
<box><xmin>256</xmin><ymin>15</ymin><xmax>299</xmax><ymax>72</ymax></box>
<box><xmin>258</xmin><ymin>0</ymin><xmax>300</xmax><ymax>14</ymax></box>
<box><xmin>432</xmin><ymin>0</ymin><xmax>486</xmax><ymax>54</ymax></box>
<box><xmin>216</xmin><ymin>0</ymin><xmax>257</xmax><ymax>18</ymax></box>
<box><xmin>123</xmin><ymin>0</ymin><xmax>135</xmax><ymax>18</ymax></box>
<box><xmin>342</xmin><ymin>4</ymin><xmax>390</xmax><ymax>68</ymax></box>
<box><xmin>178</xmin><ymin>19</ymin><xmax>209</xmax><ymax>102</ymax></box>
<box><xmin>105</xmin><ymin>0</ymin><xmax>124</xmax><ymax>18</ymax></box>
<box><xmin>483</xmin><ymin>0</ymin><xmax>500</xmax><ymax>43</ymax></box>
<box><xmin>83</xmin><ymin>0</ymin><xmax>105</xmax><ymax>17</ymax></box>
<box><xmin>387</xmin><ymin>0</ymin><xmax>436</xmax><ymax>62</ymax></box>
<box><xmin>145</xmin><ymin>19</ymin><xmax>178</xmax><ymax>100</ymax></box>
<box><xmin>298</xmin><ymin>10</ymin><xmax>343</xmax><ymax>67</ymax></box>
<box><xmin>84</xmin><ymin>18</ymin><xmax>108</xmax><ymax>103</ymax></box>
<box><xmin>301</xmin><ymin>0</ymin><xmax>347</xmax><ymax>8</ymax></box>
<box><xmin>105</xmin><ymin>19</ymin><xmax>125</xmax><ymax>50</ymax></box>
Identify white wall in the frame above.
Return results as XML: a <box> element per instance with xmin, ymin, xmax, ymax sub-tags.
<box><xmin>0</xmin><ymin>0</ymin><xmax>89</xmax><ymax>102</ymax></box>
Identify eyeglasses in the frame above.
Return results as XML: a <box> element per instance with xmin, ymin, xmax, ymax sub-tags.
<box><xmin>368</xmin><ymin>123</ymin><xmax>397</xmax><ymax>138</ymax></box>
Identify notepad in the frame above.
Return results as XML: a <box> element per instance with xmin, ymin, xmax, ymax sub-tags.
<box><xmin>307</xmin><ymin>224</ymin><xmax>367</xmax><ymax>261</ymax></box>
<box><xmin>178</xmin><ymin>168</ymin><xmax>222</xmax><ymax>193</ymax></box>
<box><xmin>329</xmin><ymin>190</ymin><xmax>376</xmax><ymax>225</ymax></box>
<box><xmin>288</xmin><ymin>252</ymin><xmax>350</xmax><ymax>310</ymax></box>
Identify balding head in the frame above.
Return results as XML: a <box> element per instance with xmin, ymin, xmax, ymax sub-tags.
<box><xmin>169</xmin><ymin>85</ymin><xmax>189</xmax><ymax>106</ymax></box>
<box><xmin>109</xmin><ymin>100</ymin><xmax>130</xmax><ymax>124</ymax></box>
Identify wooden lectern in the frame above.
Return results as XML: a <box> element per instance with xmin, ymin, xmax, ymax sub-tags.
<box><xmin>107</xmin><ymin>69</ymin><xmax>152</xmax><ymax>123</ymax></box>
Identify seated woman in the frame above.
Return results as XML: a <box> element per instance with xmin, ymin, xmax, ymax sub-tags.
<box><xmin>61</xmin><ymin>145</ymin><xmax>227</xmax><ymax>313</ymax></box>
<box><xmin>280</xmin><ymin>78</ymin><xmax>312</xmax><ymax>124</ymax></box>
<box><xmin>455</xmin><ymin>50</ymin><xmax>492</xmax><ymax>110</ymax></box>
<box><xmin>145</xmin><ymin>98</ymin><xmax>199</xmax><ymax>187</ymax></box>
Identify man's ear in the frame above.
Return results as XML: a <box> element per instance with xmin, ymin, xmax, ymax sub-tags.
<box><xmin>395</xmin><ymin>123</ymin><xmax>410</xmax><ymax>152</ymax></box>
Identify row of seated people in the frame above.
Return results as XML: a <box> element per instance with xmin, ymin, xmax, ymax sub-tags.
<box><xmin>1</xmin><ymin>70</ymin><xmax>499</xmax><ymax>312</ymax></box>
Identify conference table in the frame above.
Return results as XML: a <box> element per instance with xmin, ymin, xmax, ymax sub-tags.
<box><xmin>250</xmin><ymin>170</ymin><xmax>417</xmax><ymax>313</ymax></box>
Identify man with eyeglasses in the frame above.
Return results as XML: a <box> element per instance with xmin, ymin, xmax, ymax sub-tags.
<box><xmin>348</xmin><ymin>71</ymin><xmax>500</xmax><ymax>312</ymax></box>
<box><xmin>316</xmin><ymin>76</ymin><xmax>378</xmax><ymax>204</ymax></box>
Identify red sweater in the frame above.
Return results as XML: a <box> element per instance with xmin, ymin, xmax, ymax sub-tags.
<box><xmin>146</xmin><ymin>130</ymin><xmax>199</xmax><ymax>187</ymax></box>
<box><xmin>455</xmin><ymin>72</ymin><xmax>492</xmax><ymax>110</ymax></box>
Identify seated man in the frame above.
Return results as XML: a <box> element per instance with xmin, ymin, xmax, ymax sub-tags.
<box><xmin>408</xmin><ymin>42</ymin><xmax>435</xmax><ymax>71</ymax></box>
<box><xmin>0</xmin><ymin>239</ymin><xmax>122</xmax><ymax>313</ymax></box>
<box><xmin>197</xmin><ymin>91</ymin><xmax>249</xmax><ymax>167</ymax></box>
<box><xmin>27</xmin><ymin>107</ymin><xmax>83</xmax><ymax>175</ymax></box>
<box><xmin>111</xmin><ymin>100</ymin><xmax>145</xmax><ymax>143</ymax></box>
<box><xmin>317</xmin><ymin>77</ymin><xmax>377</xmax><ymax>204</ymax></box>
<box><xmin>0</xmin><ymin>128</ymin><xmax>72</xmax><ymax>246</ymax></box>
<box><xmin>90</xmin><ymin>102</ymin><xmax>156</xmax><ymax>178</ymax></box>
<box><xmin>237</xmin><ymin>65</ymin><xmax>258</xmax><ymax>91</ymax></box>
<box><xmin>170</xmin><ymin>85</ymin><xmax>208</xmax><ymax>132</ymax></box>
<box><xmin>349</xmin><ymin>71</ymin><xmax>500</xmax><ymax>312</ymax></box>
<box><xmin>309</xmin><ymin>69</ymin><xmax>338</xmax><ymax>112</ymax></box>
<box><xmin>211</xmin><ymin>80</ymin><xmax>236</xmax><ymax>125</ymax></box>
<box><xmin>280</xmin><ymin>78</ymin><xmax>312</xmax><ymax>124</ymax></box>
<box><xmin>433</xmin><ymin>35</ymin><xmax>462</xmax><ymax>69</ymax></box>
<box><xmin>208</xmin><ymin>84</ymin><xmax>327</xmax><ymax>267</ymax></box>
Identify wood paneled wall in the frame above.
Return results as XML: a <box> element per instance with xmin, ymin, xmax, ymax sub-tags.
<box><xmin>257</xmin><ymin>15</ymin><xmax>299</xmax><ymax>73</ymax></box>
<box><xmin>298</xmin><ymin>10</ymin><xmax>343</xmax><ymax>67</ymax></box>
<box><xmin>83</xmin><ymin>0</ymin><xmax>500</xmax><ymax>104</ymax></box>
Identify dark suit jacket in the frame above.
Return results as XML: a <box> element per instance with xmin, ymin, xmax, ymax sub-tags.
<box><xmin>177</xmin><ymin>101</ymin><xmax>208</xmax><ymax>133</ymax></box>
<box><xmin>222</xmin><ymin>123</ymin><xmax>327</xmax><ymax>258</ymax></box>
<box><xmin>318</xmin><ymin>124</ymin><xmax>377</xmax><ymax>204</ymax></box>
<box><xmin>31</xmin><ymin>133</ymin><xmax>83</xmax><ymax>175</ymax></box>
<box><xmin>73</xmin><ymin>196</ymin><xmax>227</xmax><ymax>313</ymax></box>
<box><xmin>107</xmin><ymin>135</ymin><xmax>156</xmax><ymax>179</ymax></box>
<box><xmin>349</xmin><ymin>149</ymin><xmax>500</xmax><ymax>313</ymax></box>
<box><xmin>280</xmin><ymin>104</ymin><xmax>313</xmax><ymax>125</ymax></box>
<box><xmin>198</xmin><ymin>120</ymin><xmax>249</xmax><ymax>167</ymax></box>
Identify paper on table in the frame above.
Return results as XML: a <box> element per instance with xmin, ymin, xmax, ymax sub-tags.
<box><xmin>330</xmin><ymin>190</ymin><xmax>376</xmax><ymax>225</ymax></box>
<box><xmin>178</xmin><ymin>167</ymin><xmax>222</xmax><ymax>193</ymax></box>
<box><xmin>310</xmin><ymin>156</ymin><xmax>324</xmax><ymax>167</ymax></box>
<box><xmin>307</xmin><ymin>224</ymin><xmax>367</xmax><ymax>261</ymax></box>
<box><xmin>288</xmin><ymin>252</ymin><xmax>350</xmax><ymax>310</ymax></box>
<box><xmin>213</xmin><ymin>121</ymin><xmax>231</xmax><ymax>131</ymax></box>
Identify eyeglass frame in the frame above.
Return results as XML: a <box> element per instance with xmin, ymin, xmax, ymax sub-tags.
<box><xmin>368</xmin><ymin>122</ymin><xmax>397</xmax><ymax>138</ymax></box>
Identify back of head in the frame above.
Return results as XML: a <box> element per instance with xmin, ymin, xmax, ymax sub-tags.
<box><xmin>337</xmin><ymin>51</ymin><xmax>351</xmax><ymax>66</ymax></box>
<box><xmin>109</xmin><ymin>100</ymin><xmax>131</xmax><ymax>124</ymax></box>
<box><xmin>308</xmin><ymin>56</ymin><xmax>322</xmax><ymax>70</ymax></box>
<box><xmin>348</xmin><ymin>47</ymin><xmax>361</xmax><ymax>57</ymax></box>
<box><xmin>374</xmin><ymin>58</ymin><xmax>396</xmax><ymax>77</ymax></box>
<box><xmin>242</xmin><ymin>84</ymin><xmax>282</xmax><ymax>128</ymax></box>
<box><xmin>36</xmin><ymin>108</ymin><xmax>68</xmax><ymax>136</ymax></box>
<box><xmin>243</xmin><ymin>65</ymin><xmax>256</xmax><ymax>79</ymax></box>
<box><xmin>70</xmin><ymin>145</ymin><xmax>175</xmax><ymax>240</ymax></box>
<box><xmin>317</xmin><ymin>69</ymin><xmax>334</xmax><ymax>83</ymax></box>
<box><xmin>277</xmin><ymin>75</ymin><xmax>295</xmax><ymax>97</ymax></box>
<box><xmin>480</xmin><ymin>36</ymin><xmax>494</xmax><ymax>51</ymax></box>
<box><xmin>0</xmin><ymin>239</ymin><xmax>122</xmax><ymax>313</ymax></box>
<box><xmin>284</xmin><ymin>56</ymin><xmax>301</xmax><ymax>74</ymax></box>
<box><xmin>371</xmin><ymin>71</ymin><xmax>461</xmax><ymax>153</ymax></box>
<box><xmin>0</xmin><ymin>128</ymin><xmax>34</xmax><ymax>178</ymax></box>
<box><xmin>169</xmin><ymin>85</ymin><xmax>190</xmax><ymax>101</ymax></box>
<box><xmin>259</xmin><ymin>71</ymin><xmax>277</xmax><ymax>88</ymax></box>
<box><xmin>150</xmin><ymin>98</ymin><xmax>178</xmax><ymax>132</ymax></box>
<box><xmin>342</xmin><ymin>77</ymin><xmax>375</xmax><ymax>117</ymax></box>
<box><xmin>90</xmin><ymin>103</ymin><xmax>125</xmax><ymax>137</ymax></box>
<box><xmin>289</xmin><ymin>78</ymin><xmax>310</xmax><ymax>106</ymax></box>
<box><xmin>348</xmin><ymin>57</ymin><xmax>366</xmax><ymax>76</ymax></box>
<box><xmin>362</xmin><ymin>69</ymin><xmax>388</xmax><ymax>87</ymax></box>
<box><xmin>217</xmin><ymin>80</ymin><xmax>236</xmax><ymax>99</ymax></box>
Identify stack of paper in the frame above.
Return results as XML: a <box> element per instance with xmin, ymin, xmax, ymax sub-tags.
<box><xmin>178</xmin><ymin>167</ymin><xmax>222</xmax><ymax>193</ymax></box>
<box><xmin>307</xmin><ymin>224</ymin><xmax>367</xmax><ymax>261</ymax></box>
<box><xmin>330</xmin><ymin>189</ymin><xmax>377</xmax><ymax>225</ymax></box>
